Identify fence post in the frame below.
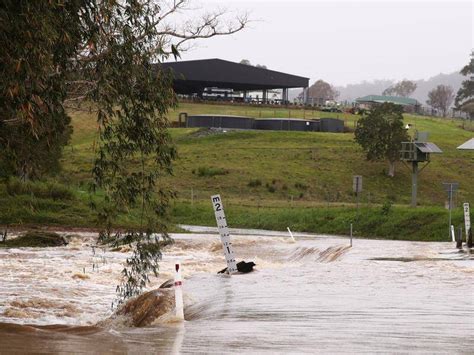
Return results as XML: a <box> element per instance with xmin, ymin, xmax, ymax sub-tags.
<box><xmin>174</xmin><ymin>263</ymin><xmax>184</xmax><ymax>321</ymax></box>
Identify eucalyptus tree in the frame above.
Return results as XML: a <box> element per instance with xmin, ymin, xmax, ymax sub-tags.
<box><xmin>354</xmin><ymin>103</ymin><xmax>409</xmax><ymax>177</ymax></box>
<box><xmin>306</xmin><ymin>80</ymin><xmax>339</xmax><ymax>103</ymax></box>
<box><xmin>1</xmin><ymin>1</ymin><xmax>79</xmax><ymax>178</ymax></box>
<box><xmin>1</xmin><ymin>0</ymin><xmax>248</xmax><ymax>303</ymax></box>
<box><xmin>427</xmin><ymin>85</ymin><xmax>454</xmax><ymax>117</ymax></box>
<box><xmin>455</xmin><ymin>53</ymin><xmax>473</xmax><ymax>119</ymax></box>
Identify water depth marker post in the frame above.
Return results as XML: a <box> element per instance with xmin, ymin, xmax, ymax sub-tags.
<box><xmin>353</xmin><ymin>175</ymin><xmax>362</xmax><ymax>211</ymax></box>
<box><xmin>174</xmin><ymin>263</ymin><xmax>184</xmax><ymax>321</ymax></box>
<box><xmin>443</xmin><ymin>182</ymin><xmax>459</xmax><ymax>240</ymax></box>
<box><xmin>287</xmin><ymin>227</ymin><xmax>296</xmax><ymax>243</ymax></box>
<box><xmin>350</xmin><ymin>223</ymin><xmax>353</xmax><ymax>247</ymax></box>
<box><xmin>463</xmin><ymin>203</ymin><xmax>471</xmax><ymax>243</ymax></box>
<box><xmin>211</xmin><ymin>194</ymin><xmax>238</xmax><ymax>274</ymax></box>
<box><xmin>456</xmin><ymin>227</ymin><xmax>463</xmax><ymax>249</ymax></box>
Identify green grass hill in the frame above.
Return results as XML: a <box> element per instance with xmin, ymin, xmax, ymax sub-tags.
<box><xmin>0</xmin><ymin>102</ymin><xmax>472</xmax><ymax>241</ymax></box>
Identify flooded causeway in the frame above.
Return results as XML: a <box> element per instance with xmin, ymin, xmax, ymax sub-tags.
<box><xmin>0</xmin><ymin>228</ymin><xmax>472</xmax><ymax>353</ymax></box>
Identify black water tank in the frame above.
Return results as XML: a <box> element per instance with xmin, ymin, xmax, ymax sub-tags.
<box><xmin>254</xmin><ymin>118</ymin><xmax>318</xmax><ymax>132</ymax></box>
<box><xmin>186</xmin><ymin>115</ymin><xmax>254</xmax><ymax>129</ymax></box>
<box><xmin>320</xmin><ymin>118</ymin><xmax>344</xmax><ymax>133</ymax></box>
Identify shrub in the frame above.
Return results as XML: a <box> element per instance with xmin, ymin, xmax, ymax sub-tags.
<box><xmin>6</xmin><ymin>178</ymin><xmax>75</xmax><ymax>200</ymax></box>
<box><xmin>248</xmin><ymin>179</ymin><xmax>262</xmax><ymax>187</ymax></box>
<box><xmin>387</xmin><ymin>193</ymin><xmax>397</xmax><ymax>202</ymax></box>
<box><xmin>194</xmin><ymin>166</ymin><xmax>229</xmax><ymax>177</ymax></box>
<box><xmin>267</xmin><ymin>185</ymin><xmax>276</xmax><ymax>193</ymax></box>
<box><xmin>381</xmin><ymin>199</ymin><xmax>393</xmax><ymax>215</ymax></box>
<box><xmin>294</xmin><ymin>182</ymin><xmax>308</xmax><ymax>190</ymax></box>
<box><xmin>0</xmin><ymin>231</ymin><xmax>68</xmax><ymax>248</ymax></box>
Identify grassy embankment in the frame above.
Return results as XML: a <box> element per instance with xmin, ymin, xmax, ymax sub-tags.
<box><xmin>0</xmin><ymin>102</ymin><xmax>472</xmax><ymax>241</ymax></box>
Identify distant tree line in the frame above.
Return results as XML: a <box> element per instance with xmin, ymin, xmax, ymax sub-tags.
<box><xmin>382</xmin><ymin>80</ymin><xmax>417</xmax><ymax>98</ymax></box>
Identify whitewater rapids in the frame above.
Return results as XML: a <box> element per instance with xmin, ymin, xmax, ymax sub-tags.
<box><xmin>0</xmin><ymin>228</ymin><xmax>472</xmax><ymax>353</ymax></box>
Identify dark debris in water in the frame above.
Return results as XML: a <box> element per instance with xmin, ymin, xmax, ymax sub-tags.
<box><xmin>218</xmin><ymin>260</ymin><xmax>256</xmax><ymax>274</ymax></box>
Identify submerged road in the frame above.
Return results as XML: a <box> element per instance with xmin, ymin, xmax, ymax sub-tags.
<box><xmin>0</xmin><ymin>228</ymin><xmax>472</xmax><ymax>353</ymax></box>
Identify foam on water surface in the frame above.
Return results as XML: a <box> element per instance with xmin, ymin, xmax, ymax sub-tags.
<box><xmin>0</xmin><ymin>229</ymin><xmax>473</xmax><ymax>353</ymax></box>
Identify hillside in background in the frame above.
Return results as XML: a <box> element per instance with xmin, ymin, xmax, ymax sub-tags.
<box><xmin>290</xmin><ymin>71</ymin><xmax>465</xmax><ymax>105</ymax></box>
<box><xmin>335</xmin><ymin>71</ymin><xmax>465</xmax><ymax>104</ymax></box>
<box><xmin>1</xmin><ymin>102</ymin><xmax>472</xmax><ymax>239</ymax></box>
<box><xmin>409</xmin><ymin>72</ymin><xmax>465</xmax><ymax>105</ymax></box>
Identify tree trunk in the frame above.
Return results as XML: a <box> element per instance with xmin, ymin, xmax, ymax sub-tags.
<box><xmin>388</xmin><ymin>161</ymin><xmax>395</xmax><ymax>177</ymax></box>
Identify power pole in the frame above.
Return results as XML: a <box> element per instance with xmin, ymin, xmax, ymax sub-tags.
<box><xmin>411</xmin><ymin>161</ymin><xmax>418</xmax><ymax>207</ymax></box>
<box><xmin>400</xmin><ymin>131</ymin><xmax>442</xmax><ymax>208</ymax></box>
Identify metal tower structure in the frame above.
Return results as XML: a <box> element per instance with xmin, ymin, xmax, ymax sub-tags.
<box><xmin>400</xmin><ymin>131</ymin><xmax>442</xmax><ymax>207</ymax></box>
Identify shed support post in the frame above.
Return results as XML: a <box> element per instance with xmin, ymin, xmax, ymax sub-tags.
<box><xmin>303</xmin><ymin>87</ymin><xmax>309</xmax><ymax>105</ymax></box>
<box><xmin>282</xmin><ymin>88</ymin><xmax>288</xmax><ymax>105</ymax></box>
<box><xmin>263</xmin><ymin>89</ymin><xmax>267</xmax><ymax>104</ymax></box>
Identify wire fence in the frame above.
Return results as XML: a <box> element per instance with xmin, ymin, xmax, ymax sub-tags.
<box><xmin>174</xmin><ymin>184</ymin><xmax>465</xmax><ymax>211</ymax></box>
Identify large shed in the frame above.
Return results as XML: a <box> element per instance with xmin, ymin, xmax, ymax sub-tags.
<box><xmin>158</xmin><ymin>58</ymin><xmax>309</xmax><ymax>104</ymax></box>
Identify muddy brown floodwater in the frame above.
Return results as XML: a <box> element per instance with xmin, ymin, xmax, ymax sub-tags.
<box><xmin>0</xmin><ymin>227</ymin><xmax>473</xmax><ymax>354</ymax></box>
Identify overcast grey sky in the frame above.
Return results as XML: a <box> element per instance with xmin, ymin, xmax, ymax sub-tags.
<box><xmin>177</xmin><ymin>0</ymin><xmax>472</xmax><ymax>86</ymax></box>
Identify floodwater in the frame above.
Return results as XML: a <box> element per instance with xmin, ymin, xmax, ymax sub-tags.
<box><xmin>0</xmin><ymin>227</ymin><xmax>472</xmax><ymax>354</ymax></box>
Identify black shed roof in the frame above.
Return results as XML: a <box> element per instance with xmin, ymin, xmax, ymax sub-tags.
<box><xmin>158</xmin><ymin>58</ymin><xmax>309</xmax><ymax>94</ymax></box>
